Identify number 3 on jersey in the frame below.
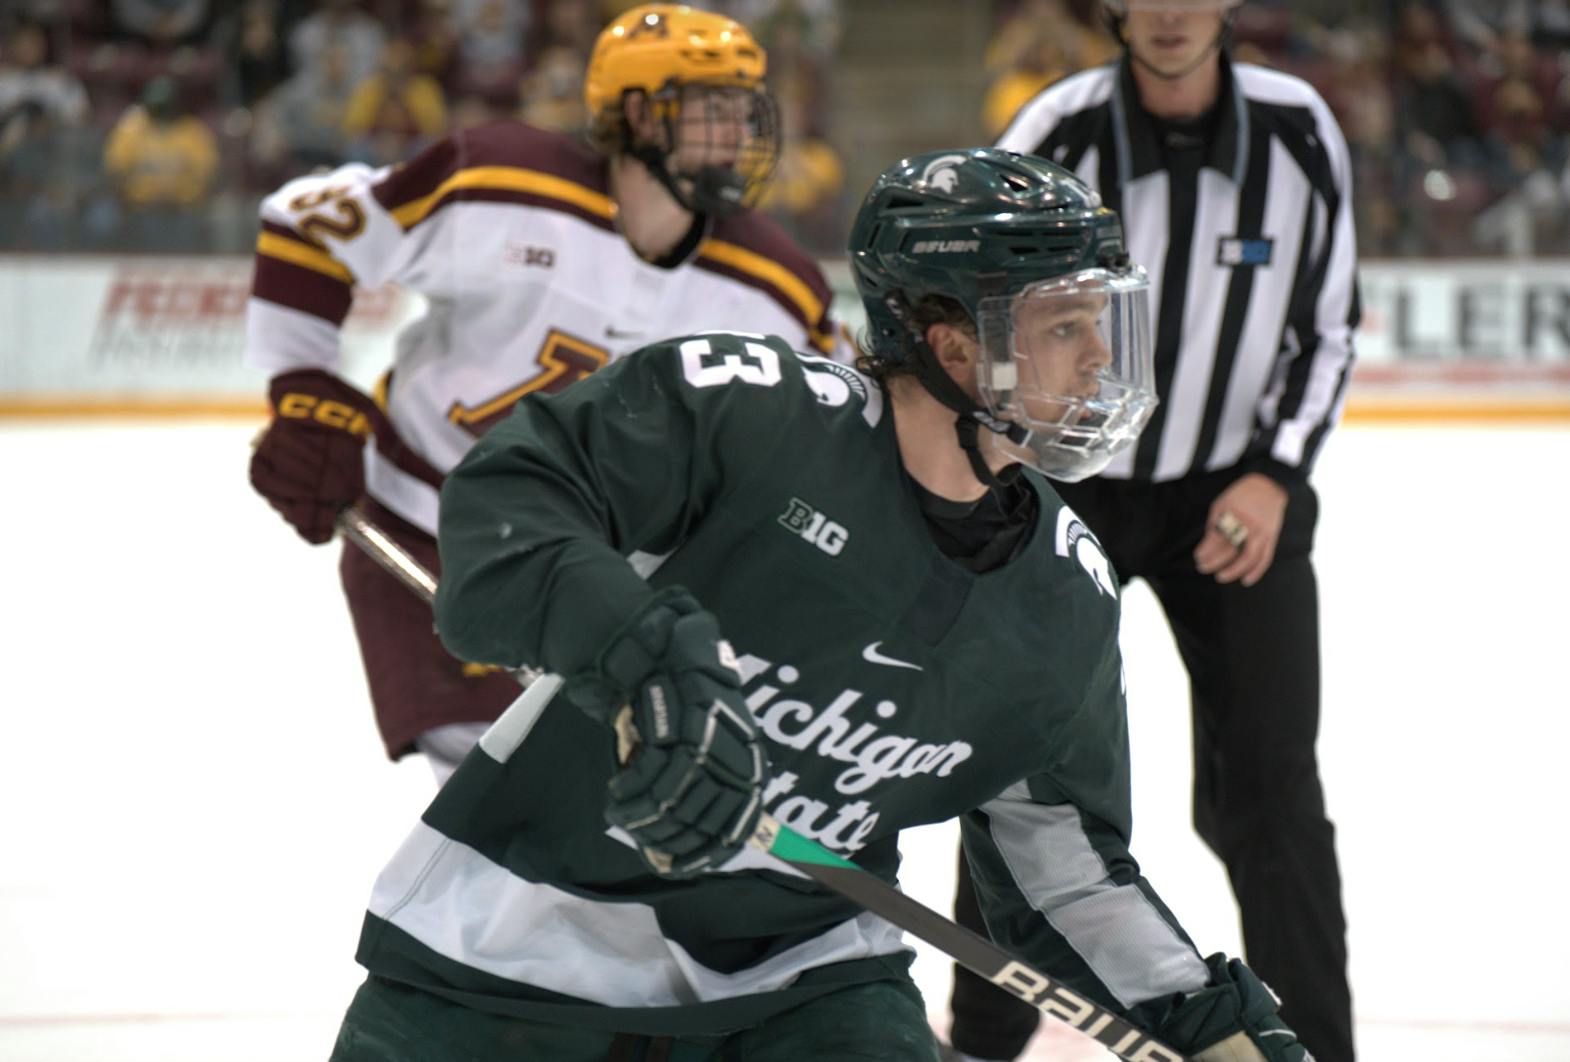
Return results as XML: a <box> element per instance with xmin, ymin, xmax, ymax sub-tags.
<box><xmin>679</xmin><ymin>335</ymin><xmax>782</xmax><ymax>388</ymax></box>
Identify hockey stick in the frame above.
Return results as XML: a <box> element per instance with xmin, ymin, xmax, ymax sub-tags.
<box><xmin>334</xmin><ymin>505</ymin><xmax>1187</xmax><ymax>1062</ymax></box>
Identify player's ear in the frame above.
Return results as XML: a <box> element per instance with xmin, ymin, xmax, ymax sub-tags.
<box><xmin>622</xmin><ymin>91</ymin><xmax>655</xmax><ymax>141</ymax></box>
<box><xmin>926</xmin><ymin>322</ymin><xmax>978</xmax><ymax>391</ymax></box>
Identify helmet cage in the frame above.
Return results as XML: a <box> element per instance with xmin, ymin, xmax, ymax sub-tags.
<box><xmin>975</xmin><ymin>268</ymin><xmax>1158</xmax><ymax>481</ymax></box>
<box><xmin>631</xmin><ymin>80</ymin><xmax>780</xmax><ymax>215</ymax></box>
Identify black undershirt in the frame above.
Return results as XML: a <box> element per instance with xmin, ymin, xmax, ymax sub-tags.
<box><xmin>909</xmin><ymin>467</ymin><xmax>1038</xmax><ymax>575</ymax></box>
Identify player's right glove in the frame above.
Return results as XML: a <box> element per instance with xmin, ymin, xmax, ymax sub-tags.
<box><xmin>1156</xmin><ymin>954</ymin><xmax>1313</xmax><ymax>1061</ymax></box>
<box><xmin>567</xmin><ymin>588</ymin><xmax>768</xmax><ymax>878</ymax></box>
<box><xmin>249</xmin><ymin>369</ymin><xmax>378</xmax><ymax>544</ymax></box>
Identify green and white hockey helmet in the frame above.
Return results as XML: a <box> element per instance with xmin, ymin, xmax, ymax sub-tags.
<box><xmin>848</xmin><ymin>147</ymin><xmax>1158</xmax><ymax>482</ymax></box>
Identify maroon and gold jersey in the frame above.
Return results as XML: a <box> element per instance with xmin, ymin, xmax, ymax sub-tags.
<box><xmin>244</xmin><ymin>120</ymin><xmax>839</xmax><ymax>535</ymax></box>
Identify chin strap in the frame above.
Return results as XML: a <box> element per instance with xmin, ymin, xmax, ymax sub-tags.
<box><xmin>953</xmin><ymin>415</ymin><xmax>1011</xmax><ymax>492</ymax></box>
<box><xmin>628</xmin><ymin>142</ymin><xmax>699</xmax><ymax>213</ymax></box>
<box><xmin>627</xmin><ymin>142</ymin><xmax>747</xmax><ymax>217</ymax></box>
<box><xmin>883</xmin><ymin>294</ymin><xmax>1031</xmax><ymax>493</ymax></box>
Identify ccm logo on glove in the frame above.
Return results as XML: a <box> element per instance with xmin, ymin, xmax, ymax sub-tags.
<box><xmin>276</xmin><ymin>392</ymin><xmax>372</xmax><ymax>436</ymax></box>
<box><xmin>249</xmin><ymin>368</ymin><xmax>381</xmax><ymax>545</ymax></box>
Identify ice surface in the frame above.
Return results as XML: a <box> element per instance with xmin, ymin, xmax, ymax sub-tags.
<box><xmin>2</xmin><ymin>419</ymin><xmax>1566</xmax><ymax>1061</ymax></box>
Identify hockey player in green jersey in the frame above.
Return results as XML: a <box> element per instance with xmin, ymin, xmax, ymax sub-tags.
<box><xmin>328</xmin><ymin>149</ymin><xmax>1312</xmax><ymax>1061</ymax></box>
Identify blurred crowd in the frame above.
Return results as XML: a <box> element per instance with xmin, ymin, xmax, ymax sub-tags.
<box><xmin>2</xmin><ymin>0</ymin><xmax>1568</xmax><ymax>258</ymax></box>
<box><xmin>985</xmin><ymin>0</ymin><xmax>1570</xmax><ymax>257</ymax></box>
<box><xmin>0</xmin><ymin>0</ymin><xmax>844</xmax><ymax>254</ymax></box>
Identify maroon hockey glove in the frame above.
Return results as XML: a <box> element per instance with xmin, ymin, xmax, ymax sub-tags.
<box><xmin>249</xmin><ymin>369</ymin><xmax>378</xmax><ymax>544</ymax></box>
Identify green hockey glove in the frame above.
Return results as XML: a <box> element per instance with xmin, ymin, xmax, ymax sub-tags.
<box><xmin>568</xmin><ymin>588</ymin><xmax>767</xmax><ymax>878</ymax></box>
<box><xmin>1156</xmin><ymin>954</ymin><xmax>1313</xmax><ymax>1062</ymax></box>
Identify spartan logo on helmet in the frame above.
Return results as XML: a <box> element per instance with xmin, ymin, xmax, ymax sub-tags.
<box><xmin>920</xmin><ymin>154</ymin><xmax>969</xmax><ymax>193</ymax></box>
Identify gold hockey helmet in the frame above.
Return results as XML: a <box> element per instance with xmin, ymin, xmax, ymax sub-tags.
<box><xmin>585</xmin><ymin>4</ymin><xmax>778</xmax><ymax>215</ymax></box>
<box><xmin>586</xmin><ymin>5</ymin><xmax>767</xmax><ymax>122</ymax></box>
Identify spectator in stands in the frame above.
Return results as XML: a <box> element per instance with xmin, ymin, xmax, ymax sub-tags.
<box><xmin>530</xmin><ymin>0</ymin><xmax>598</xmax><ymax>64</ymax></box>
<box><xmin>1475</xmin><ymin>74</ymin><xmax>1570</xmax><ymax>253</ymax></box>
<box><xmin>0</xmin><ymin>16</ymin><xmax>101</xmax><ymax>249</ymax></box>
<box><xmin>102</xmin><ymin>74</ymin><xmax>217</xmax><ymax>251</ymax></box>
<box><xmin>342</xmin><ymin>38</ymin><xmax>448</xmax><ymax>166</ymax></box>
<box><xmin>516</xmin><ymin>43</ymin><xmax>585</xmax><ymax>132</ymax></box>
<box><xmin>750</xmin><ymin>13</ymin><xmax>842</xmax><ymax>254</ymax></box>
<box><xmin>1297</xmin><ymin>21</ymin><xmax>1397</xmax><ymax>255</ymax></box>
<box><xmin>407</xmin><ymin>0</ymin><xmax>462</xmax><ymax>90</ymax></box>
<box><xmin>1445</xmin><ymin>0</ymin><xmax>1570</xmax><ymax>53</ymax></box>
<box><xmin>727</xmin><ymin>0</ymin><xmax>840</xmax><ymax>64</ymax></box>
<box><xmin>1482</xmin><ymin>26</ymin><xmax>1567</xmax><ymax>131</ymax></box>
<box><xmin>754</xmin><ymin>100</ymin><xmax>842</xmax><ymax>254</ymax></box>
<box><xmin>0</xmin><ymin>100</ymin><xmax>78</xmax><ymax>248</ymax></box>
<box><xmin>1392</xmin><ymin>1</ymin><xmax>1484</xmax><ymax>170</ymax></box>
<box><xmin>981</xmin><ymin>0</ymin><xmax>1116</xmax><ymax>137</ymax></box>
<box><xmin>289</xmin><ymin>0</ymin><xmax>385</xmax><ymax>87</ymax></box>
<box><xmin>452</xmin><ymin>0</ymin><xmax>530</xmax><ymax>72</ymax></box>
<box><xmin>0</xmin><ymin>18</ymin><xmax>89</xmax><ymax>127</ymax></box>
<box><xmin>448</xmin><ymin>0</ymin><xmax>529</xmax><ymax>103</ymax></box>
<box><xmin>109</xmin><ymin>0</ymin><xmax>211</xmax><ymax>47</ymax></box>
<box><xmin>1388</xmin><ymin>1</ymin><xmax>1497</xmax><ymax>253</ymax></box>
<box><xmin>251</xmin><ymin>38</ymin><xmax>359</xmax><ymax>176</ymax></box>
<box><xmin>212</xmin><ymin>0</ymin><xmax>294</xmax><ymax>110</ymax></box>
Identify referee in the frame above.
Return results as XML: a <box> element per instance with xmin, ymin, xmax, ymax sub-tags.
<box><xmin>944</xmin><ymin>3</ymin><xmax>1357</xmax><ymax>1062</ymax></box>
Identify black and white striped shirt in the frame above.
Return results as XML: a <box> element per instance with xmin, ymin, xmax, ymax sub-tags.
<box><xmin>997</xmin><ymin>56</ymin><xmax>1359</xmax><ymax>484</ymax></box>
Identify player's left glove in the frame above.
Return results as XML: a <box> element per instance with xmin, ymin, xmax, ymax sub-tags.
<box><xmin>1155</xmin><ymin>954</ymin><xmax>1313</xmax><ymax>1061</ymax></box>
<box><xmin>567</xmin><ymin>588</ymin><xmax>768</xmax><ymax>878</ymax></box>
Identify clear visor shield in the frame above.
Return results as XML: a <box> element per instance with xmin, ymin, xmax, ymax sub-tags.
<box><xmin>975</xmin><ymin>268</ymin><xmax>1159</xmax><ymax>482</ymax></box>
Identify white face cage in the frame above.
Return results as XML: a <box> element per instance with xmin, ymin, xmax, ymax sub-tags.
<box><xmin>657</xmin><ymin>83</ymin><xmax>780</xmax><ymax>214</ymax></box>
<box><xmin>974</xmin><ymin>267</ymin><xmax>1159</xmax><ymax>482</ymax></box>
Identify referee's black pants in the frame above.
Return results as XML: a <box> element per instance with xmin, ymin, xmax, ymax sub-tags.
<box><xmin>948</xmin><ymin>470</ymin><xmax>1353</xmax><ymax>1062</ymax></box>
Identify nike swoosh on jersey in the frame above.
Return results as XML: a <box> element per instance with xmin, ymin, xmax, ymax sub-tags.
<box><xmin>861</xmin><ymin>642</ymin><xmax>922</xmax><ymax>671</ymax></box>
<box><xmin>605</xmin><ymin>326</ymin><xmax>646</xmax><ymax>339</ymax></box>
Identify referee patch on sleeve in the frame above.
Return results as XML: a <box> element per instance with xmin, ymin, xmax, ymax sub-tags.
<box><xmin>1217</xmin><ymin>236</ymin><xmax>1273</xmax><ymax>267</ymax></box>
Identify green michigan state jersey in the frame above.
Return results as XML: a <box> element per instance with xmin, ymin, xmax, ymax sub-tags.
<box><xmin>354</xmin><ymin>332</ymin><xmax>1209</xmax><ymax>1036</ymax></box>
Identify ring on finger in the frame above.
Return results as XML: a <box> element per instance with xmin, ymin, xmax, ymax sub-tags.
<box><xmin>1215</xmin><ymin>510</ymin><xmax>1248</xmax><ymax>550</ymax></box>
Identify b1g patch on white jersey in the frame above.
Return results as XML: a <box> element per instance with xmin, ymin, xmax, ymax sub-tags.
<box><xmin>1054</xmin><ymin>507</ymin><xmax>1115</xmax><ymax>598</ymax></box>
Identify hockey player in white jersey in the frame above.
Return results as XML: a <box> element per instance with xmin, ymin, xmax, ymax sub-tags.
<box><xmin>245</xmin><ymin>4</ymin><xmax>840</xmax><ymax>779</ymax></box>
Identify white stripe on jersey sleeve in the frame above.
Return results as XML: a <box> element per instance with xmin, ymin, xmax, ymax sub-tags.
<box><xmin>243</xmin><ymin>297</ymin><xmax>343</xmax><ymax>374</ymax></box>
<box><xmin>978</xmin><ymin>780</ymin><xmax>1209</xmax><ymax>1008</ymax></box>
